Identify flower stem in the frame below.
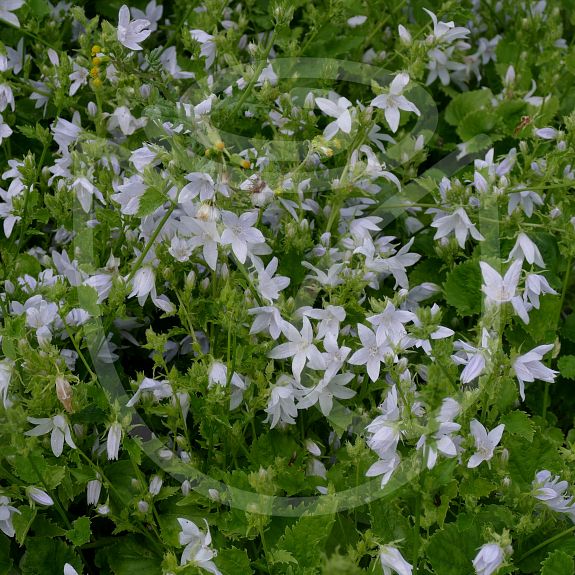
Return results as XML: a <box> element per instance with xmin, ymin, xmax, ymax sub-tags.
<box><xmin>517</xmin><ymin>525</ymin><xmax>575</xmax><ymax>563</ymax></box>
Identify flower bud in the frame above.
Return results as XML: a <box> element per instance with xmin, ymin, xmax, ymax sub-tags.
<box><xmin>149</xmin><ymin>475</ymin><xmax>163</xmax><ymax>496</ymax></box>
<box><xmin>137</xmin><ymin>500</ymin><xmax>149</xmax><ymax>513</ymax></box>
<box><xmin>27</xmin><ymin>486</ymin><xmax>54</xmax><ymax>506</ymax></box>
<box><xmin>56</xmin><ymin>376</ymin><xmax>73</xmax><ymax>412</ymax></box>
<box><xmin>87</xmin><ymin>478</ymin><xmax>102</xmax><ymax>505</ymax></box>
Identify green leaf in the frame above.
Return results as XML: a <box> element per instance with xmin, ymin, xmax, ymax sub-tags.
<box><xmin>103</xmin><ymin>536</ymin><xmax>162</xmax><ymax>575</ymax></box>
<box><xmin>507</xmin><ymin>433</ymin><xmax>563</xmax><ymax>489</ymax></box>
<box><xmin>522</xmin><ymin>297</ymin><xmax>561</xmax><ymax>344</ymax></box>
<box><xmin>562</xmin><ymin>314</ymin><xmax>575</xmax><ymax>343</ymax></box>
<box><xmin>216</xmin><ymin>547</ymin><xmax>253</xmax><ymax>575</ymax></box>
<box><xmin>558</xmin><ymin>356</ymin><xmax>575</xmax><ymax>380</ymax></box>
<box><xmin>445</xmin><ymin>89</ymin><xmax>493</xmax><ymax>126</ymax></box>
<box><xmin>427</xmin><ymin>520</ymin><xmax>481</xmax><ymax>575</ymax></box>
<box><xmin>457</xmin><ymin>109</ymin><xmax>499</xmax><ymax>141</ymax></box>
<box><xmin>443</xmin><ymin>260</ymin><xmax>482</xmax><ymax>316</ymax></box>
<box><xmin>73</xmin><ymin>285</ymin><xmax>101</xmax><ymax>317</ymax></box>
<box><xmin>136</xmin><ymin>187</ymin><xmax>166</xmax><ymax>217</ymax></box>
<box><xmin>66</xmin><ymin>516</ymin><xmax>91</xmax><ymax>547</ymax></box>
<box><xmin>269</xmin><ymin>549</ymin><xmax>298</xmax><ymax>566</ymax></box>
<box><xmin>0</xmin><ymin>534</ymin><xmax>12</xmax><ymax>575</ymax></box>
<box><xmin>13</xmin><ymin>506</ymin><xmax>36</xmax><ymax>546</ymax></box>
<box><xmin>20</xmin><ymin>538</ymin><xmax>81</xmax><ymax>575</ymax></box>
<box><xmin>501</xmin><ymin>411</ymin><xmax>535</xmax><ymax>441</ymax></box>
<box><xmin>541</xmin><ymin>549</ymin><xmax>575</xmax><ymax>575</ymax></box>
<box><xmin>273</xmin><ymin>500</ymin><xmax>337</xmax><ymax>570</ymax></box>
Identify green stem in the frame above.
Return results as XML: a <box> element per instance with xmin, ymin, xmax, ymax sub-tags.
<box><xmin>517</xmin><ymin>525</ymin><xmax>575</xmax><ymax>563</ymax></box>
<box><xmin>543</xmin><ymin>255</ymin><xmax>572</xmax><ymax>418</ymax></box>
<box><xmin>126</xmin><ymin>202</ymin><xmax>176</xmax><ymax>283</ymax></box>
<box><xmin>232</xmin><ymin>31</ymin><xmax>275</xmax><ymax>116</ymax></box>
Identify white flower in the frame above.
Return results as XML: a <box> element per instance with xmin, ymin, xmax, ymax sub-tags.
<box><xmin>0</xmin><ymin>84</ymin><xmax>15</xmax><ymax>112</ymax></box>
<box><xmin>181</xmin><ymin>172</ymin><xmax>215</xmax><ymax>202</ymax></box>
<box><xmin>523</xmin><ymin>273</ymin><xmax>557</xmax><ymax>309</ymax></box>
<box><xmin>254</xmin><ymin>257</ymin><xmax>290</xmax><ymax>302</ymax></box>
<box><xmin>108</xmin><ymin>106</ymin><xmax>147</xmax><ymax>135</ymax></box>
<box><xmin>0</xmin><ymin>496</ymin><xmax>20</xmax><ymax>537</ymax></box>
<box><xmin>379</xmin><ymin>545</ymin><xmax>413</xmax><ymax>575</ymax></box>
<box><xmin>347</xmin><ymin>15</ymin><xmax>367</xmax><ymax>27</ymax></box>
<box><xmin>107</xmin><ymin>421</ymin><xmax>123</xmax><ymax>460</ymax></box>
<box><xmin>168</xmin><ymin>236</ymin><xmax>194</xmax><ymax>262</ymax></box>
<box><xmin>366</xmin><ymin>451</ymin><xmax>401</xmax><ymax>488</ymax></box>
<box><xmin>68</xmin><ymin>63</ymin><xmax>88</xmax><ymax>96</ymax></box>
<box><xmin>268</xmin><ymin>317</ymin><xmax>325</xmax><ymax>382</ymax></box>
<box><xmin>64</xmin><ymin>563</ymin><xmax>80</xmax><ymax>575</ymax></box>
<box><xmin>27</xmin><ymin>486</ymin><xmax>54</xmax><ymax>506</ymax></box>
<box><xmin>25</xmin><ymin>415</ymin><xmax>76</xmax><ymax>457</ymax></box>
<box><xmin>507</xmin><ymin>233</ymin><xmax>544</xmax><ymax>268</ymax></box>
<box><xmin>508</xmin><ymin>189</ymin><xmax>543</xmax><ymax>217</ymax></box>
<box><xmin>467</xmin><ymin>419</ymin><xmax>504</xmax><ymax>468</ymax></box>
<box><xmin>472</xmin><ymin>543</ymin><xmax>509</xmax><ymax>575</ymax></box>
<box><xmin>128</xmin><ymin>266</ymin><xmax>155</xmax><ymax>306</ymax></box>
<box><xmin>0</xmin><ymin>0</ymin><xmax>24</xmax><ymax>28</ymax></box>
<box><xmin>365</xmin><ymin>386</ymin><xmax>402</xmax><ymax>457</ymax></box>
<box><xmin>190</xmin><ymin>30</ymin><xmax>217</xmax><ymax>69</ymax></box>
<box><xmin>348</xmin><ymin>324</ymin><xmax>394</xmax><ymax>383</ymax></box>
<box><xmin>512</xmin><ymin>344</ymin><xmax>558</xmax><ymax>401</ymax></box>
<box><xmin>160</xmin><ymin>46</ymin><xmax>194</xmax><ymax>79</ymax></box>
<box><xmin>0</xmin><ymin>358</ymin><xmax>14</xmax><ymax>408</ymax></box>
<box><xmin>367</xmin><ymin>301</ymin><xmax>415</xmax><ymax>346</ymax></box>
<box><xmin>315</xmin><ymin>95</ymin><xmax>353</xmax><ymax>140</ymax></box>
<box><xmin>181</xmin><ymin>217</ymin><xmax>221</xmax><ymax>271</ymax></box>
<box><xmin>265</xmin><ymin>375</ymin><xmax>301</xmax><ymax>428</ymax></box>
<box><xmin>72</xmin><ymin>177</ymin><xmax>104</xmax><ymax>214</ymax></box>
<box><xmin>220</xmin><ymin>210</ymin><xmax>266</xmax><ymax>264</ymax></box>
<box><xmin>149</xmin><ymin>475</ymin><xmax>163</xmax><ymax>496</ymax></box>
<box><xmin>248</xmin><ymin>305</ymin><xmax>288</xmax><ymax>340</ymax></box>
<box><xmin>532</xmin><ymin>470</ymin><xmax>575</xmax><ymax>515</ymax></box>
<box><xmin>430</xmin><ymin>207</ymin><xmax>484</xmax><ymax>248</ymax></box>
<box><xmin>178</xmin><ymin>518</ymin><xmax>222</xmax><ymax>574</ymax></box>
<box><xmin>0</xmin><ymin>113</ymin><xmax>12</xmax><ymax>145</ymax></box>
<box><xmin>126</xmin><ymin>377</ymin><xmax>173</xmax><ymax>407</ymax></box>
<box><xmin>297</xmin><ymin>372</ymin><xmax>356</xmax><ymax>416</ymax></box>
<box><xmin>117</xmin><ymin>5</ymin><xmax>151</xmax><ymax>51</ymax></box>
<box><xmin>480</xmin><ymin>260</ymin><xmax>529</xmax><ymax>323</ymax></box>
<box><xmin>131</xmin><ymin>0</ymin><xmax>162</xmax><ymax>32</ymax></box>
<box><xmin>423</xmin><ymin>8</ymin><xmax>470</xmax><ymax>44</ymax></box>
<box><xmin>452</xmin><ymin>329</ymin><xmax>491</xmax><ymax>384</ymax></box>
<box><xmin>371</xmin><ymin>73</ymin><xmax>420</xmax><ymax>133</ymax></box>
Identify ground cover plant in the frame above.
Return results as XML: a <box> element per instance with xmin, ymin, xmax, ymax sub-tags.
<box><xmin>1</xmin><ymin>0</ymin><xmax>575</xmax><ymax>573</ymax></box>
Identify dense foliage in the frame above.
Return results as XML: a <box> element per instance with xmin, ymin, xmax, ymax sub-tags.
<box><xmin>1</xmin><ymin>0</ymin><xmax>575</xmax><ymax>574</ymax></box>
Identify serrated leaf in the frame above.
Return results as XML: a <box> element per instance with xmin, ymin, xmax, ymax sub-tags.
<box><xmin>541</xmin><ymin>549</ymin><xmax>575</xmax><ymax>575</ymax></box>
<box><xmin>273</xmin><ymin>501</ymin><xmax>336</xmax><ymax>570</ymax></box>
<box><xmin>269</xmin><ymin>549</ymin><xmax>298</xmax><ymax>565</ymax></box>
<box><xmin>216</xmin><ymin>547</ymin><xmax>253</xmax><ymax>575</ymax></box>
<box><xmin>103</xmin><ymin>536</ymin><xmax>162</xmax><ymax>575</ymax></box>
<box><xmin>558</xmin><ymin>356</ymin><xmax>575</xmax><ymax>380</ymax></box>
<box><xmin>136</xmin><ymin>187</ymin><xmax>166</xmax><ymax>217</ymax></box>
<box><xmin>20</xmin><ymin>538</ymin><xmax>81</xmax><ymax>575</ymax></box>
<box><xmin>443</xmin><ymin>260</ymin><xmax>482</xmax><ymax>316</ymax></box>
<box><xmin>13</xmin><ymin>506</ymin><xmax>36</xmax><ymax>546</ymax></box>
<box><xmin>457</xmin><ymin>109</ymin><xmax>499</xmax><ymax>141</ymax></box>
<box><xmin>427</xmin><ymin>520</ymin><xmax>481</xmax><ymax>575</ymax></box>
<box><xmin>66</xmin><ymin>516</ymin><xmax>91</xmax><ymax>547</ymax></box>
<box><xmin>445</xmin><ymin>89</ymin><xmax>493</xmax><ymax>126</ymax></box>
<box><xmin>501</xmin><ymin>411</ymin><xmax>535</xmax><ymax>441</ymax></box>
